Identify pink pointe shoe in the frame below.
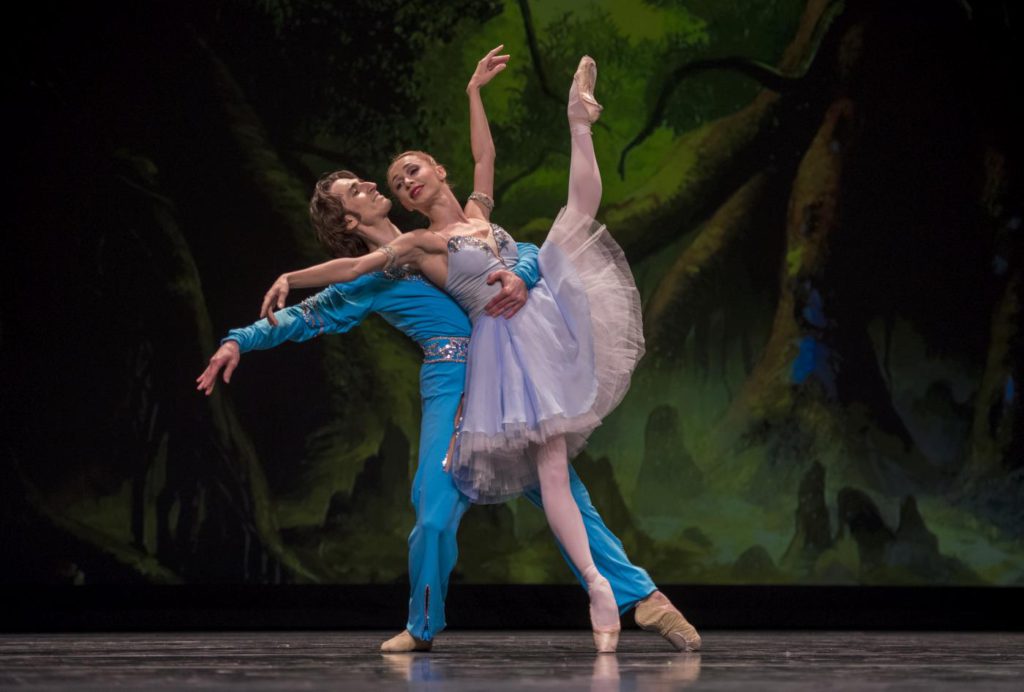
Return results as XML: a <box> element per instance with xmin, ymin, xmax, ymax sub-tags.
<box><xmin>586</xmin><ymin>569</ymin><xmax>621</xmax><ymax>653</ymax></box>
<box><xmin>568</xmin><ymin>55</ymin><xmax>603</xmax><ymax>133</ymax></box>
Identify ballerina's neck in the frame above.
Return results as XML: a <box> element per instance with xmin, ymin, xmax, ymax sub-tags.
<box><xmin>423</xmin><ymin>188</ymin><xmax>468</xmax><ymax>230</ymax></box>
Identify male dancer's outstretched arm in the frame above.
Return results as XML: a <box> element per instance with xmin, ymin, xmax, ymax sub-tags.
<box><xmin>196</xmin><ymin>248</ymin><xmax>539</xmax><ymax>396</ymax></box>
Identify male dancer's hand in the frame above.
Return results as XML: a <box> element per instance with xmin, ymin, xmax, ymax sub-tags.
<box><xmin>484</xmin><ymin>270</ymin><xmax>527</xmax><ymax>318</ymax></box>
<box><xmin>261</xmin><ymin>274</ymin><xmax>291</xmax><ymax>325</ymax></box>
<box><xmin>195</xmin><ymin>341</ymin><xmax>241</xmax><ymax>396</ymax></box>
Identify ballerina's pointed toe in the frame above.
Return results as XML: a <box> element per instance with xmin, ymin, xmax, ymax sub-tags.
<box><xmin>568</xmin><ymin>55</ymin><xmax>603</xmax><ymax>128</ymax></box>
<box><xmin>588</xmin><ymin>574</ymin><xmax>621</xmax><ymax>653</ymax></box>
<box><xmin>593</xmin><ymin>628</ymin><xmax>620</xmax><ymax>654</ymax></box>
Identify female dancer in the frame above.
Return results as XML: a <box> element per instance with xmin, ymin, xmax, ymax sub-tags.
<box><xmin>260</xmin><ymin>49</ymin><xmax>642</xmax><ymax>652</ymax></box>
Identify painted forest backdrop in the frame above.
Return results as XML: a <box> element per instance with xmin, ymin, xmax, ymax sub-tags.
<box><xmin>4</xmin><ymin>0</ymin><xmax>1021</xmax><ymax>587</ymax></box>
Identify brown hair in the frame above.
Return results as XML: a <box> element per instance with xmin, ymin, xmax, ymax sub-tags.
<box><xmin>309</xmin><ymin>170</ymin><xmax>370</xmax><ymax>258</ymax></box>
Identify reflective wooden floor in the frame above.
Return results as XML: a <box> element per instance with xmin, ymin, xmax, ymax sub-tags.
<box><xmin>2</xmin><ymin>631</ymin><xmax>1022</xmax><ymax>690</ymax></box>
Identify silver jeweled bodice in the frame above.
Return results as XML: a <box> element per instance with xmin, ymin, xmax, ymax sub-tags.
<box><xmin>444</xmin><ymin>224</ymin><xmax>518</xmax><ymax>321</ymax></box>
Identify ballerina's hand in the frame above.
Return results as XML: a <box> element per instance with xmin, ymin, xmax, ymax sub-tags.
<box><xmin>195</xmin><ymin>341</ymin><xmax>240</xmax><ymax>396</ymax></box>
<box><xmin>468</xmin><ymin>44</ymin><xmax>510</xmax><ymax>90</ymax></box>
<box><xmin>260</xmin><ymin>275</ymin><xmax>291</xmax><ymax>326</ymax></box>
<box><xmin>484</xmin><ymin>269</ymin><xmax>527</xmax><ymax>318</ymax></box>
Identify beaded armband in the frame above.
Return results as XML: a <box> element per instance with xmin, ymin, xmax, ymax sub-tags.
<box><xmin>468</xmin><ymin>191</ymin><xmax>495</xmax><ymax>213</ymax></box>
<box><xmin>375</xmin><ymin>244</ymin><xmax>398</xmax><ymax>270</ymax></box>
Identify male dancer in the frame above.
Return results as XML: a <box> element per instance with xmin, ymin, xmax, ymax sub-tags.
<box><xmin>197</xmin><ymin>171</ymin><xmax>701</xmax><ymax>653</ymax></box>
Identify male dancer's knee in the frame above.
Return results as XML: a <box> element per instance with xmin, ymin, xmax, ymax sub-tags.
<box><xmin>414</xmin><ymin>511</ymin><xmax>460</xmax><ymax>537</ymax></box>
<box><xmin>412</xmin><ymin>488</ymin><xmax>465</xmax><ymax>538</ymax></box>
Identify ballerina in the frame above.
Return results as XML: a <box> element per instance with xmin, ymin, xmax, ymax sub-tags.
<box><xmin>260</xmin><ymin>53</ymin><xmax>650</xmax><ymax>653</ymax></box>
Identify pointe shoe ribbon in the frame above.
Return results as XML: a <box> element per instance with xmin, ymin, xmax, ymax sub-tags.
<box><xmin>634</xmin><ymin>591</ymin><xmax>702</xmax><ymax>652</ymax></box>
<box><xmin>380</xmin><ymin>630</ymin><xmax>432</xmax><ymax>653</ymax></box>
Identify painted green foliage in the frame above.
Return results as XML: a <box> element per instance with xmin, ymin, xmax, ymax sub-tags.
<box><xmin>6</xmin><ymin>0</ymin><xmax>1021</xmax><ymax>586</ymax></box>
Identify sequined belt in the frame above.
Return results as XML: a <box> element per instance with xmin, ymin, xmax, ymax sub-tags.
<box><xmin>421</xmin><ymin>336</ymin><xmax>470</xmax><ymax>364</ymax></box>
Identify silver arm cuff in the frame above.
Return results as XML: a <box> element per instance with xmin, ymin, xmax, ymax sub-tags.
<box><xmin>468</xmin><ymin>191</ymin><xmax>495</xmax><ymax>213</ymax></box>
<box><xmin>375</xmin><ymin>244</ymin><xmax>398</xmax><ymax>270</ymax></box>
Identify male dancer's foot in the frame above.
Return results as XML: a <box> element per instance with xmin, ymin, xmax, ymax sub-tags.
<box><xmin>380</xmin><ymin>630</ymin><xmax>433</xmax><ymax>653</ymax></box>
<box><xmin>634</xmin><ymin>591</ymin><xmax>702</xmax><ymax>652</ymax></box>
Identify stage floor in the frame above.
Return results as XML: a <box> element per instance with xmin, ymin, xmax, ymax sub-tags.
<box><xmin>2</xmin><ymin>631</ymin><xmax>1021</xmax><ymax>690</ymax></box>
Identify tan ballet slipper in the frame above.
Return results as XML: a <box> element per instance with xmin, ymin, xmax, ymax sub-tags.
<box><xmin>634</xmin><ymin>591</ymin><xmax>702</xmax><ymax>652</ymax></box>
<box><xmin>379</xmin><ymin>630</ymin><xmax>432</xmax><ymax>653</ymax></box>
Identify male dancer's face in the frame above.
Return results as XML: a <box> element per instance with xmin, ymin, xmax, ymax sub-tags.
<box><xmin>329</xmin><ymin>176</ymin><xmax>392</xmax><ymax>230</ymax></box>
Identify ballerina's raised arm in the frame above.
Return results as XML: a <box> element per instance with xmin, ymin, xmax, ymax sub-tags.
<box><xmin>464</xmin><ymin>44</ymin><xmax>508</xmax><ymax>222</ymax></box>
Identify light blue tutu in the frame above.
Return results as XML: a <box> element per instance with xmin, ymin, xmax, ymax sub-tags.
<box><xmin>445</xmin><ymin>208</ymin><xmax>644</xmax><ymax>503</ymax></box>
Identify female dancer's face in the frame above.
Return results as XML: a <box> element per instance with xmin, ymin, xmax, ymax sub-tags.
<box><xmin>388</xmin><ymin>154</ymin><xmax>445</xmax><ymax>212</ymax></box>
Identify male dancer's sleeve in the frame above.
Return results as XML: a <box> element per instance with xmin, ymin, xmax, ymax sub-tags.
<box><xmin>512</xmin><ymin>242</ymin><xmax>541</xmax><ymax>289</ymax></box>
<box><xmin>223</xmin><ymin>281</ymin><xmax>374</xmax><ymax>352</ymax></box>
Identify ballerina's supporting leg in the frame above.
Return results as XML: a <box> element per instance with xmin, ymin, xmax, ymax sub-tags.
<box><xmin>536</xmin><ymin>436</ymin><xmax>620</xmax><ymax>652</ymax></box>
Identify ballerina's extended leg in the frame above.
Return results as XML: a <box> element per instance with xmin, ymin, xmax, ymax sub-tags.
<box><xmin>567</xmin><ymin>55</ymin><xmax>603</xmax><ymax>219</ymax></box>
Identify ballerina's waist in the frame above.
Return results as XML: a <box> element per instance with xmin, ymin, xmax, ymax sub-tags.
<box><xmin>420</xmin><ymin>336</ymin><xmax>470</xmax><ymax>364</ymax></box>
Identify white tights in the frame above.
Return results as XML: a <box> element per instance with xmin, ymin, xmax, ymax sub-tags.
<box><xmin>537</xmin><ymin>436</ymin><xmax>618</xmax><ymax>629</ymax></box>
<box><xmin>534</xmin><ymin>118</ymin><xmax>617</xmax><ymax>630</ymax></box>
<box><xmin>567</xmin><ymin>124</ymin><xmax>601</xmax><ymax>219</ymax></box>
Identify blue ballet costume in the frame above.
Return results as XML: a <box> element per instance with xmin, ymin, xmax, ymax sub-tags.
<box><xmin>225</xmin><ymin>242</ymin><xmax>655</xmax><ymax>640</ymax></box>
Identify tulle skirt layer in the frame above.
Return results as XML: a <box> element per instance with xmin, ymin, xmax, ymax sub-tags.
<box><xmin>451</xmin><ymin>207</ymin><xmax>645</xmax><ymax>503</ymax></box>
